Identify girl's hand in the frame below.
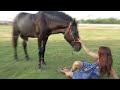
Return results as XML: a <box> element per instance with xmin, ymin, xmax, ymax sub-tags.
<box><xmin>78</xmin><ymin>38</ymin><xmax>83</xmax><ymax>44</ymax></box>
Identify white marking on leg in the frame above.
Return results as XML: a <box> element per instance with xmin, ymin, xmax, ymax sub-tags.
<box><xmin>25</xmin><ymin>41</ymin><xmax>29</xmax><ymax>46</ymax></box>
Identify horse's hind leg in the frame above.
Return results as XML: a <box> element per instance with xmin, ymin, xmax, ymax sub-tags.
<box><xmin>23</xmin><ymin>39</ymin><xmax>30</xmax><ymax>60</ymax></box>
<box><xmin>21</xmin><ymin>35</ymin><xmax>30</xmax><ymax>60</ymax></box>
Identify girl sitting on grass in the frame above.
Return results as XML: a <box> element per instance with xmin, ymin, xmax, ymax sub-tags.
<box><xmin>58</xmin><ymin>39</ymin><xmax>119</xmax><ymax>79</ymax></box>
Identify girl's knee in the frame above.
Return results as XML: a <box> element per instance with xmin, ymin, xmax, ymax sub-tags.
<box><xmin>73</xmin><ymin>61</ymin><xmax>83</xmax><ymax>69</ymax></box>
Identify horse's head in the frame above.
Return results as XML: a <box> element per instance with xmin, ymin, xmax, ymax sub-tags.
<box><xmin>64</xmin><ymin>19</ymin><xmax>81</xmax><ymax>52</ymax></box>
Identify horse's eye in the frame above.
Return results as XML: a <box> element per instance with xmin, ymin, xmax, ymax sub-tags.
<box><xmin>73</xmin><ymin>31</ymin><xmax>78</xmax><ymax>37</ymax></box>
<box><xmin>73</xmin><ymin>32</ymin><xmax>77</xmax><ymax>36</ymax></box>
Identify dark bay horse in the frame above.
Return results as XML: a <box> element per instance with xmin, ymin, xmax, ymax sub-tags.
<box><xmin>12</xmin><ymin>11</ymin><xmax>81</xmax><ymax>68</ymax></box>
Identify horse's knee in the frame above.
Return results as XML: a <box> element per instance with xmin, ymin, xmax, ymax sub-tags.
<box><xmin>73</xmin><ymin>61</ymin><xmax>83</xmax><ymax>69</ymax></box>
<box><xmin>38</xmin><ymin>48</ymin><xmax>42</xmax><ymax>55</ymax></box>
<box><xmin>23</xmin><ymin>40</ymin><xmax>28</xmax><ymax>46</ymax></box>
<box><xmin>23</xmin><ymin>41</ymin><xmax>26</xmax><ymax>46</ymax></box>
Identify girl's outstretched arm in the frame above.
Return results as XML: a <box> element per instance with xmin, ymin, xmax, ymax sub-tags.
<box><xmin>79</xmin><ymin>39</ymin><xmax>99</xmax><ymax>60</ymax></box>
<box><xmin>111</xmin><ymin>67</ymin><xmax>119</xmax><ymax>79</ymax></box>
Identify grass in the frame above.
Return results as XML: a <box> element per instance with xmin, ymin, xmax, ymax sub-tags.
<box><xmin>0</xmin><ymin>24</ymin><xmax>120</xmax><ymax>79</ymax></box>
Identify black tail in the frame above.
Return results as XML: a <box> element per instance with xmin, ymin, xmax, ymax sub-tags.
<box><xmin>12</xmin><ymin>23</ymin><xmax>20</xmax><ymax>60</ymax></box>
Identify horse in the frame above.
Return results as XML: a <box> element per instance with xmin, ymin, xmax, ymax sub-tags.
<box><xmin>12</xmin><ymin>11</ymin><xmax>82</xmax><ymax>69</ymax></box>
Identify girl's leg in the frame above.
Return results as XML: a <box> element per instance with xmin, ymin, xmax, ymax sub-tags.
<box><xmin>58</xmin><ymin>61</ymin><xmax>83</xmax><ymax>79</ymax></box>
<box><xmin>58</xmin><ymin>68</ymin><xmax>73</xmax><ymax>79</ymax></box>
<box><xmin>70</xmin><ymin>61</ymin><xmax>83</xmax><ymax>72</ymax></box>
<box><xmin>64</xmin><ymin>61</ymin><xmax>82</xmax><ymax>79</ymax></box>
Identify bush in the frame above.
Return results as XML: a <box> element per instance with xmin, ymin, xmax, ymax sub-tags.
<box><xmin>78</xmin><ymin>18</ymin><xmax>120</xmax><ymax>24</ymax></box>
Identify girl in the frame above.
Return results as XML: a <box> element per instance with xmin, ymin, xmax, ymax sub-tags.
<box><xmin>58</xmin><ymin>39</ymin><xmax>119</xmax><ymax>79</ymax></box>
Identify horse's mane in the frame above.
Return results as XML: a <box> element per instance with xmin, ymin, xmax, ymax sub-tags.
<box><xmin>37</xmin><ymin>11</ymin><xmax>73</xmax><ymax>21</ymax></box>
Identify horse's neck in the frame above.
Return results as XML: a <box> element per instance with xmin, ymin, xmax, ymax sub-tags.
<box><xmin>48</xmin><ymin>20</ymin><xmax>70</xmax><ymax>34</ymax></box>
<box><xmin>35</xmin><ymin>12</ymin><xmax>70</xmax><ymax>34</ymax></box>
<box><xmin>50</xmin><ymin>28</ymin><xmax>67</xmax><ymax>34</ymax></box>
<box><xmin>44</xmin><ymin>13</ymin><xmax>70</xmax><ymax>31</ymax></box>
<box><xmin>49</xmin><ymin>19</ymin><xmax>69</xmax><ymax>27</ymax></box>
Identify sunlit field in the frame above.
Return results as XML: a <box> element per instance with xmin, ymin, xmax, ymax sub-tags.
<box><xmin>0</xmin><ymin>24</ymin><xmax>120</xmax><ymax>79</ymax></box>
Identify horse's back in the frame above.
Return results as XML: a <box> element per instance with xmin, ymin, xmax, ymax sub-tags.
<box><xmin>14</xmin><ymin>12</ymin><xmax>30</xmax><ymax>22</ymax></box>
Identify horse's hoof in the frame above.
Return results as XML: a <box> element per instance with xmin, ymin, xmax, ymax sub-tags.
<box><xmin>41</xmin><ymin>61</ymin><xmax>46</xmax><ymax>65</ymax></box>
<box><xmin>25</xmin><ymin>56</ymin><xmax>30</xmax><ymax>60</ymax></box>
<box><xmin>14</xmin><ymin>57</ymin><xmax>18</xmax><ymax>61</ymax></box>
<box><xmin>38</xmin><ymin>64</ymin><xmax>41</xmax><ymax>69</ymax></box>
<box><xmin>26</xmin><ymin>57</ymin><xmax>30</xmax><ymax>60</ymax></box>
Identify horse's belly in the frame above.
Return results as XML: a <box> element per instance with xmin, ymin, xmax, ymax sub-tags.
<box><xmin>21</xmin><ymin>30</ymin><xmax>37</xmax><ymax>38</ymax></box>
<box><xmin>19</xmin><ymin>25</ymin><xmax>37</xmax><ymax>38</ymax></box>
<box><xmin>27</xmin><ymin>34</ymin><xmax>37</xmax><ymax>38</ymax></box>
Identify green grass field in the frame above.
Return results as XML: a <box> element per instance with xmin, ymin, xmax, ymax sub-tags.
<box><xmin>0</xmin><ymin>24</ymin><xmax>120</xmax><ymax>79</ymax></box>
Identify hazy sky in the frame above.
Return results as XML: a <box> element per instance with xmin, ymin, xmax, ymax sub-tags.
<box><xmin>0</xmin><ymin>11</ymin><xmax>120</xmax><ymax>21</ymax></box>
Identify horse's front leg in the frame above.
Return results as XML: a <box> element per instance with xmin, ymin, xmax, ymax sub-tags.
<box><xmin>41</xmin><ymin>37</ymin><xmax>48</xmax><ymax>65</ymax></box>
<box><xmin>38</xmin><ymin>37</ymin><xmax>42</xmax><ymax>69</ymax></box>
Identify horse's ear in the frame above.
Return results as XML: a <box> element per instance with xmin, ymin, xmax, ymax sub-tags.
<box><xmin>70</xmin><ymin>21</ymin><xmax>74</xmax><ymax>26</ymax></box>
<box><xmin>73</xmin><ymin>18</ymin><xmax>76</xmax><ymax>23</ymax></box>
<box><xmin>70</xmin><ymin>18</ymin><xmax>76</xmax><ymax>26</ymax></box>
<box><xmin>76</xmin><ymin>20</ymin><xmax>79</xmax><ymax>24</ymax></box>
<box><xmin>72</xmin><ymin>18</ymin><xmax>77</xmax><ymax>25</ymax></box>
<box><xmin>70</xmin><ymin>21</ymin><xmax>72</xmax><ymax>26</ymax></box>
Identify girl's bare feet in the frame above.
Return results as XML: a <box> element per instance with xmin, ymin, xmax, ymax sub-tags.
<box><xmin>58</xmin><ymin>67</ymin><xmax>69</xmax><ymax>74</ymax></box>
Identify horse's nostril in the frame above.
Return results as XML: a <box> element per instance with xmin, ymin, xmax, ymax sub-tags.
<box><xmin>79</xmin><ymin>46</ymin><xmax>81</xmax><ymax>50</ymax></box>
<box><xmin>73</xmin><ymin>45</ymin><xmax>81</xmax><ymax>52</ymax></box>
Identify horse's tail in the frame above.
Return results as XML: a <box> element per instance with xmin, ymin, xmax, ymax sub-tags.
<box><xmin>12</xmin><ymin>21</ymin><xmax>20</xmax><ymax>48</ymax></box>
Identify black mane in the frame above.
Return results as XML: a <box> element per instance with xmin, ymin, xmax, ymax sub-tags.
<box><xmin>38</xmin><ymin>11</ymin><xmax>73</xmax><ymax>21</ymax></box>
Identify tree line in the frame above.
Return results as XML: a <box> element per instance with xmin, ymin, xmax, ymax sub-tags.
<box><xmin>78</xmin><ymin>18</ymin><xmax>120</xmax><ymax>24</ymax></box>
<box><xmin>0</xmin><ymin>21</ymin><xmax>13</xmax><ymax>25</ymax></box>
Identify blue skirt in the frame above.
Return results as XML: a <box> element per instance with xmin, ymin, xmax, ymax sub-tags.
<box><xmin>72</xmin><ymin>61</ymin><xmax>100</xmax><ymax>79</ymax></box>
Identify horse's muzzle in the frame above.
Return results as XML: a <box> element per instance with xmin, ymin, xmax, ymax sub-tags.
<box><xmin>73</xmin><ymin>44</ymin><xmax>81</xmax><ymax>52</ymax></box>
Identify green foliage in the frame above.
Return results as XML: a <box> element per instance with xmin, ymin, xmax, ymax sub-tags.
<box><xmin>78</xmin><ymin>18</ymin><xmax>120</xmax><ymax>24</ymax></box>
